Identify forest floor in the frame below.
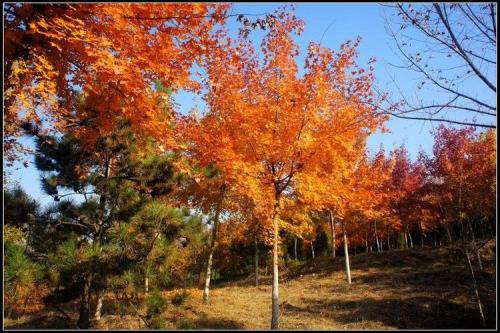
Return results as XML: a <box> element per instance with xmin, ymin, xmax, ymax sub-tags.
<box><xmin>4</xmin><ymin>240</ymin><xmax>496</xmax><ymax>330</ymax></box>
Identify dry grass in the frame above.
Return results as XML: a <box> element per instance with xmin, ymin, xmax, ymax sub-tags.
<box><xmin>4</xmin><ymin>240</ymin><xmax>496</xmax><ymax>330</ymax></box>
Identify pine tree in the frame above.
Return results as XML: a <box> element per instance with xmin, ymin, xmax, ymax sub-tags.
<box><xmin>25</xmin><ymin>119</ymin><xmax>188</xmax><ymax>328</ymax></box>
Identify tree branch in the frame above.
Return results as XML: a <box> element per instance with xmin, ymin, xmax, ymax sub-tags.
<box><xmin>435</xmin><ymin>4</ymin><xmax>496</xmax><ymax>92</ymax></box>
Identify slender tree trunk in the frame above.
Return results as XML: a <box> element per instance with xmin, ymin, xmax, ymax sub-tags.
<box><xmin>445</xmin><ymin>225</ymin><xmax>453</xmax><ymax>243</ymax></box>
<box><xmin>93</xmin><ymin>158</ymin><xmax>111</xmax><ymax>324</ymax></box>
<box><xmin>94</xmin><ymin>243</ymin><xmax>105</xmax><ymax>321</ymax></box>
<box><xmin>365</xmin><ymin>232</ymin><xmax>369</xmax><ymax>253</ymax></box>
<box><xmin>419</xmin><ymin>222</ymin><xmax>424</xmax><ymax>248</ymax></box>
<box><xmin>254</xmin><ymin>235</ymin><xmax>259</xmax><ymax>287</ymax></box>
<box><xmin>407</xmin><ymin>227</ymin><xmax>413</xmax><ymax>248</ymax></box>
<box><xmin>311</xmin><ymin>241</ymin><xmax>315</xmax><ymax>259</ymax></box>
<box><xmin>270</xmin><ymin>201</ymin><xmax>280</xmax><ymax>330</ymax></box>
<box><xmin>329</xmin><ymin>210</ymin><xmax>336</xmax><ymax>258</ymax></box>
<box><xmin>77</xmin><ymin>275</ymin><xmax>93</xmax><ymax>329</ymax></box>
<box><xmin>403</xmin><ymin>230</ymin><xmax>408</xmax><ymax>249</ymax></box>
<box><xmin>375</xmin><ymin>221</ymin><xmax>380</xmax><ymax>253</ymax></box>
<box><xmin>145</xmin><ymin>276</ymin><xmax>149</xmax><ymax>294</ymax></box>
<box><xmin>464</xmin><ymin>249</ymin><xmax>486</xmax><ymax>327</ymax></box>
<box><xmin>203</xmin><ymin>207</ymin><xmax>221</xmax><ymax>303</ymax></box>
<box><xmin>342</xmin><ymin>221</ymin><xmax>351</xmax><ymax>285</ymax></box>
<box><xmin>94</xmin><ymin>290</ymin><xmax>104</xmax><ymax>321</ymax></box>
<box><xmin>294</xmin><ymin>237</ymin><xmax>298</xmax><ymax>260</ymax></box>
<box><xmin>467</xmin><ymin>220</ymin><xmax>483</xmax><ymax>271</ymax></box>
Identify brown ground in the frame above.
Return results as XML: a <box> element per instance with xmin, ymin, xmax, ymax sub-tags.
<box><xmin>4</xmin><ymin>241</ymin><xmax>496</xmax><ymax>330</ymax></box>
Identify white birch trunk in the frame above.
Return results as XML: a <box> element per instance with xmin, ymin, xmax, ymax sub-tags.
<box><xmin>94</xmin><ymin>290</ymin><xmax>104</xmax><ymax>321</ymax></box>
<box><xmin>343</xmin><ymin>221</ymin><xmax>351</xmax><ymax>285</ymax></box>
<box><xmin>270</xmin><ymin>205</ymin><xmax>280</xmax><ymax>329</ymax></box>
<box><xmin>407</xmin><ymin>226</ymin><xmax>413</xmax><ymax>248</ymax></box>
<box><xmin>203</xmin><ymin>208</ymin><xmax>220</xmax><ymax>303</ymax></box>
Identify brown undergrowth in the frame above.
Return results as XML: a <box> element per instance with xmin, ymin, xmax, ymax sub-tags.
<box><xmin>4</xmin><ymin>240</ymin><xmax>496</xmax><ymax>329</ymax></box>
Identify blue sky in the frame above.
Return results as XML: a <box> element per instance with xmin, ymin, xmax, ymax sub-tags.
<box><xmin>5</xmin><ymin>3</ymin><xmax>496</xmax><ymax>208</ymax></box>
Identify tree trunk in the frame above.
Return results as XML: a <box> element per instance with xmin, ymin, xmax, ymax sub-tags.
<box><xmin>203</xmin><ymin>208</ymin><xmax>220</xmax><ymax>303</ymax></box>
<box><xmin>254</xmin><ymin>235</ymin><xmax>259</xmax><ymax>287</ymax></box>
<box><xmin>464</xmin><ymin>249</ymin><xmax>486</xmax><ymax>327</ymax></box>
<box><xmin>94</xmin><ymin>245</ymin><xmax>105</xmax><ymax>321</ymax></box>
<box><xmin>294</xmin><ymin>237</ymin><xmax>297</xmax><ymax>260</ymax></box>
<box><xmin>145</xmin><ymin>276</ymin><xmax>149</xmax><ymax>294</ymax></box>
<box><xmin>365</xmin><ymin>232</ymin><xmax>369</xmax><ymax>253</ymax></box>
<box><xmin>445</xmin><ymin>225</ymin><xmax>453</xmax><ymax>243</ymax></box>
<box><xmin>407</xmin><ymin>228</ymin><xmax>413</xmax><ymax>248</ymax></box>
<box><xmin>329</xmin><ymin>210</ymin><xmax>336</xmax><ymax>258</ymax></box>
<box><xmin>404</xmin><ymin>230</ymin><xmax>408</xmax><ymax>249</ymax></box>
<box><xmin>374</xmin><ymin>221</ymin><xmax>380</xmax><ymax>253</ymax></box>
<box><xmin>311</xmin><ymin>241</ymin><xmax>315</xmax><ymax>259</ymax></box>
<box><xmin>342</xmin><ymin>221</ymin><xmax>351</xmax><ymax>285</ymax></box>
<box><xmin>77</xmin><ymin>275</ymin><xmax>93</xmax><ymax>329</ymax></box>
<box><xmin>94</xmin><ymin>290</ymin><xmax>104</xmax><ymax>321</ymax></box>
<box><xmin>419</xmin><ymin>222</ymin><xmax>424</xmax><ymax>248</ymax></box>
<box><xmin>466</xmin><ymin>220</ymin><xmax>483</xmax><ymax>271</ymax></box>
<box><xmin>270</xmin><ymin>202</ymin><xmax>280</xmax><ymax>330</ymax></box>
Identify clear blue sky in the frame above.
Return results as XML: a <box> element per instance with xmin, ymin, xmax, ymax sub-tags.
<box><xmin>5</xmin><ymin>3</ymin><xmax>495</xmax><ymax>208</ymax></box>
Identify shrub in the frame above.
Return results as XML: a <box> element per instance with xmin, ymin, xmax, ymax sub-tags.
<box><xmin>171</xmin><ymin>289</ymin><xmax>189</xmax><ymax>306</ymax></box>
<box><xmin>146</xmin><ymin>290</ymin><xmax>166</xmax><ymax>317</ymax></box>
<box><xmin>178</xmin><ymin>318</ymin><xmax>194</xmax><ymax>329</ymax></box>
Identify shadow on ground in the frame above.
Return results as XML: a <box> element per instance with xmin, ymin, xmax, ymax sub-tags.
<box><xmin>282</xmin><ymin>296</ymin><xmax>485</xmax><ymax>329</ymax></box>
<box><xmin>4</xmin><ymin>313</ymin><xmax>75</xmax><ymax>329</ymax></box>
<box><xmin>193</xmin><ymin>315</ymin><xmax>245</xmax><ymax>329</ymax></box>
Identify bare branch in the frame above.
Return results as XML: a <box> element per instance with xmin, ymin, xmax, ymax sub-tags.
<box><xmin>390</xmin><ymin>25</ymin><xmax>495</xmax><ymax>111</ymax></box>
<box><xmin>435</xmin><ymin>4</ymin><xmax>496</xmax><ymax>92</ymax></box>
<box><xmin>458</xmin><ymin>4</ymin><xmax>496</xmax><ymax>44</ymax></box>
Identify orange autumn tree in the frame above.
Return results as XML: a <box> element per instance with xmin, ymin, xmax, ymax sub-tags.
<box><xmin>361</xmin><ymin>147</ymin><xmax>397</xmax><ymax>253</ymax></box>
<box><xmin>335</xmin><ymin>146</ymin><xmax>394</xmax><ymax>283</ymax></box>
<box><xmin>389</xmin><ymin>144</ymin><xmax>434</xmax><ymax>248</ymax></box>
<box><xmin>192</xmin><ymin>8</ymin><xmax>386</xmax><ymax>328</ymax></box>
<box><xmin>400</xmin><ymin>151</ymin><xmax>435</xmax><ymax>247</ymax></box>
<box><xmin>176</xmin><ymin>164</ymin><xmax>230</xmax><ymax>302</ymax></box>
<box><xmin>466</xmin><ymin>129</ymin><xmax>496</xmax><ymax>226</ymax></box>
<box><xmin>4</xmin><ymin>3</ymin><xmax>230</xmax><ymax>164</ymax></box>
<box><xmin>429</xmin><ymin>125</ymin><xmax>496</xmax><ymax>267</ymax></box>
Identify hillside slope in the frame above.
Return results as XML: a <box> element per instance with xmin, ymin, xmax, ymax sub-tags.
<box><xmin>5</xmin><ymin>241</ymin><xmax>496</xmax><ymax>329</ymax></box>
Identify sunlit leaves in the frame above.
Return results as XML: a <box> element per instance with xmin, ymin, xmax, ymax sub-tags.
<box><xmin>4</xmin><ymin>3</ymin><xmax>230</xmax><ymax>163</ymax></box>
